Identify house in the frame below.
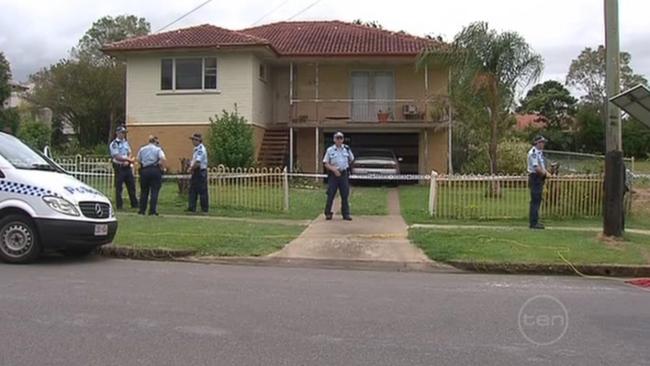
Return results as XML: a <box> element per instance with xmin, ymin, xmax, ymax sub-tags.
<box><xmin>515</xmin><ymin>113</ymin><xmax>547</xmax><ymax>131</ymax></box>
<box><xmin>102</xmin><ymin>21</ymin><xmax>451</xmax><ymax>174</ymax></box>
<box><xmin>3</xmin><ymin>81</ymin><xmax>30</xmax><ymax>109</ymax></box>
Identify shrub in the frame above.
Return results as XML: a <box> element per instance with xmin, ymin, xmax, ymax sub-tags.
<box><xmin>17</xmin><ymin>119</ymin><xmax>52</xmax><ymax>151</ymax></box>
<box><xmin>0</xmin><ymin>107</ymin><xmax>20</xmax><ymax>134</ymax></box>
<box><xmin>461</xmin><ymin>139</ymin><xmax>530</xmax><ymax>175</ymax></box>
<box><xmin>207</xmin><ymin>108</ymin><xmax>255</xmax><ymax>168</ymax></box>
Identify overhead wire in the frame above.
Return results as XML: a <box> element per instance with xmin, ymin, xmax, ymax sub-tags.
<box><xmin>155</xmin><ymin>0</ymin><xmax>214</xmax><ymax>33</ymax></box>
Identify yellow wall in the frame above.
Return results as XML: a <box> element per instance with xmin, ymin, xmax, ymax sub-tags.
<box><xmin>419</xmin><ymin>128</ymin><xmax>449</xmax><ymax>174</ymax></box>
<box><xmin>252</xmin><ymin>56</ymin><xmax>273</xmax><ymax>125</ymax></box>
<box><xmin>127</xmin><ymin>124</ymin><xmax>266</xmax><ymax>173</ymax></box>
<box><xmin>295</xmin><ymin>128</ymin><xmax>318</xmax><ymax>173</ymax></box>
<box><xmin>291</xmin><ymin>62</ymin><xmax>448</xmax><ymax>123</ymax></box>
<box><xmin>125</xmin><ymin>51</ymin><xmax>258</xmax><ymax>126</ymax></box>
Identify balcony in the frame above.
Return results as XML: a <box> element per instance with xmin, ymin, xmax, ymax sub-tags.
<box><xmin>288</xmin><ymin>96</ymin><xmax>451</xmax><ymax>129</ymax></box>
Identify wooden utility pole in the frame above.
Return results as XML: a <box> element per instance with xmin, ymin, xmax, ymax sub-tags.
<box><xmin>603</xmin><ymin>0</ymin><xmax>625</xmax><ymax>237</ymax></box>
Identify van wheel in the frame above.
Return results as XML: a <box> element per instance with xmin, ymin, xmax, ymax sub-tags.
<box><xmin>0</xmin><ymin>215</ymin><xmax>41</xmax><ymax>264</ymax></box>
<box><xmin>60</xmin><ymin>247</ymin><xmax>96</xmax><ymax>257</ymax></box>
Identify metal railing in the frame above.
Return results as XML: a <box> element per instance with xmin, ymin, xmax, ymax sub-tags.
<box><xmin>289</xmin><ymin>97</ymin><xmax>450</xmax><ymax>125</ymax></box>
<box><xmin>428</xmin><ymin>173</ymin><xmax>606</xmax><ymax>219</ymax></box>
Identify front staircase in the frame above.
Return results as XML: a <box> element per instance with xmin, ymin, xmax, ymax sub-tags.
<box><xmin>257</xmin><ymin>128</ymin><xmax>290</xmax><ymax>168</ymax></box>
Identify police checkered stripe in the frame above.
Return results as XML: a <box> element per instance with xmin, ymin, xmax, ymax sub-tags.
<box><xmin>0</xmin><ymin>180</ymin><xmax>59</xmax><ymax>197</ymax></box>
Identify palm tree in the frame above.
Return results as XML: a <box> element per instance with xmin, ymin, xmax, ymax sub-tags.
<box><xmin>418</xmin><ymin>22</ymin><xmax>543</xmax><ymax>178</ymax></box>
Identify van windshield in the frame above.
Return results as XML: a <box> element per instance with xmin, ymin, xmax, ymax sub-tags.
<box><xmin>0</xmin><ymin>133</ymin><xmax>59</xmax><ymax>171</ymax></box>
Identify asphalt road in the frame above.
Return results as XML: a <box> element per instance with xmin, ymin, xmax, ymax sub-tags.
<box><xmin>0</xmin><ymin>257</ymin><xmax>648</xmax><ymax>366</ymax></box>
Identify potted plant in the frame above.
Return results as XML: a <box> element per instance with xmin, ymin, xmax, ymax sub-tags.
<box><xmin>377</xmin><ymin>109</ymin><xmax>390</xmax><ymax>123</ymax></box>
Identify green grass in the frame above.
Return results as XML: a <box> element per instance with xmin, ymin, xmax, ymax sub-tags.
<box><xmin>633</xmin><ymin>159</ymin><xmax>650</xmax><ymax>174</ymax></box>
<box><xmin>399</xmin><ymin>185</ymin><xmax>650</xmax><ymax>230</ymax></box>
<box><xmin>124</xmin><ymin>182</ymin><xmax>389</xmax><ymax>220</ymax></box>
<box><xmin>409</xmin><ymin>227</ymin><xmax>650</xmax><ymax>265</ymax></box>
<box><xmin>113</xmin><ymin>215</ymin><xmax>305</xmax><ymax>256</ymax></box>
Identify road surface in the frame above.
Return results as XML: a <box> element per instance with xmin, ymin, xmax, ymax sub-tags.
<box><xmin>0</xmin><ymin>257</ymin><xmax>648</xmax><ymax>365</ymax></box>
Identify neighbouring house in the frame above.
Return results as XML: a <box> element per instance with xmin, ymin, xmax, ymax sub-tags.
<box><xmin>102</xmin><ymin>21</ymin><xmax>451</xmax><ymax>174</ymax></box>
<box><xmin>515</xmin><ymin>113</ymin><xmax>547</xmax><ymax>131</ymax></box>
<box><xmin>3</xmin><ymin>81</ymin><xmax>30</xmax><ymax>109</ymax></box>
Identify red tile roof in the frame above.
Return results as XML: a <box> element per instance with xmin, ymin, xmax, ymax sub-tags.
<box><xmin>103</xmin><ymin>21</ymin><xmax>441</xmax><ymax>57</ymax></box>
<box><xmin>241</xmin><ymin>21</ymin><xmax>438</xmax><ymax>56</ymax></box>
<box><xmin>102</xmin><ymin>24</ymin><xmax>271</xmax><ymax>52</ymax></box>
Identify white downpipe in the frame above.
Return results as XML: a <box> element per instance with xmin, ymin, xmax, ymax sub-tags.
<box><xmin>289</xmin><ymin>127</ymin><xmax>294</xmax><ymax>173</ymax></box>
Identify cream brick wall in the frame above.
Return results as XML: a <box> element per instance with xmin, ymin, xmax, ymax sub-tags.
<box><xmin>251</xmin><ymin>56</ymin><xmax>273</xmax><ymax>125</ymax></box>
<box><xmin>125</xmin><ymin>52</ymin><xmax>260</xmax><ymax>126</ymax></box>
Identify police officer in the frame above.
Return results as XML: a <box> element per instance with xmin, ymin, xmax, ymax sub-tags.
<box><xmin>323</xmin><ymin>131</ymin><xmax>354</xmax><ymax>221</ymax></box>
<box><xmin>528</xmin><ymin>135</ymin><xmax>548</xmax><ymax>229</ymax></box>
<box><xmin>137</xmin><ymin>135</ymin><xmax>167</xmax><ymax>216</ymax></box>
<box><xmin>187</xmin><ymin>133</ymin><xmax>209</xmax><ymax>213</ymax></box>
<box><xmin>110</xmin><ymin>125</ymin><xmax>138</xmax><ymax>209</ymax></box>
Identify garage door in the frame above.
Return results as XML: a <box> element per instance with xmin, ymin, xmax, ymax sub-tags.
<box><xmin>323</xmin><ymin>133</ymin><xmax>419</xmax><ymax>174</ymax></box>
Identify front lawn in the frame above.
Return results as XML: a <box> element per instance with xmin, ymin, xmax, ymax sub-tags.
<box><xmin>128</xmin><ymin>182</ymin><xmax>389</xmax><ymax>220</ymax></box>
<box><xmin>399</xmin><ymin>185</ymin><xmax>650</xmax><ymax>230</ymax></box>
<box><xmin>409</xmin><ymin>227</ymin><xmax>650</xmax><ymax>265</ymax></box>
<box><xmin>113</xmin><ymin>215</ymin><xmax>305</xmax><ymax>256</ymax></box>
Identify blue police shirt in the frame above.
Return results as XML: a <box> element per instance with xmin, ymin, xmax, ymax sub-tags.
<box><xmin>137</xmin><ymin>143</ymin><xmax>166</xmax><ymax>168</ymax></box>
<box><xmin>527</xmin><ymin>146</ymin><xmax>546</xmax><ymax>174</ymax></box>
<box><xmin>191</xmin><ymin>143</ymin><xmax>208</xmax><ymax>170</ymax></box>
<box><xmin>110</xmin><ymin>138</ymin><xmax>131</xmax><ymax>165</ymax></box>
<box><xmin>323</xmin><ymin>144</ymin><xmax>354</xmax><ymax>171</ymax></box>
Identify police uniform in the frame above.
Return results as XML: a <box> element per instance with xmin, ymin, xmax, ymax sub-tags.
<box><xmin>109</xmin><ymin>128</ymin><xmax>138</xmax><ymax>209</ymax></box>
<box><xmin>323</xmin><ymin>135</ymin><xmax>354</xmax><ymax>220</ymax></box>
<box><xmin>188</xmin><ymin>135</ymin><xmax>209</xmax><ymax>212</ymax></box>
<box><xmin>137</xmin><ymin>141</ymin><xmax>166</xmax><ymax>215</ymax></box>
<box><xmin>527</xmin><ymin>137</ymin><xmax>547</xmax><ymax>228</ymax></box>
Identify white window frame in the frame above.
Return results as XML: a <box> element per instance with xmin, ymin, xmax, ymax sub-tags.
<box><xmin>159</xmin><ymin>56</ymin><xmax>219</xmax><ymax>93</ymax></box>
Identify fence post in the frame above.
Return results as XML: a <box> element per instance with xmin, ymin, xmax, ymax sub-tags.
<box><xmin>428</xmin><ymin>170</ymin><xmax>438</xmax><ymax>216</ymax></box>
<box><xmin>283</xmin><ymin>167</ymin><xmax>289</xmax><ymax>212</ymax></box>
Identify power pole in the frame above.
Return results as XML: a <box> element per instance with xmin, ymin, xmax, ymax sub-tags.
<box><xmin>603</xmin><ymin>0</ymin><xmax>625</xmax><ymax>237</ymax></box>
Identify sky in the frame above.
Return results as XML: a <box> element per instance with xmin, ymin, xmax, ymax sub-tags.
<box><xmin>1</xmin><ymin>0</ymin><xmax>649</xmax><ymax>89</ymax></box>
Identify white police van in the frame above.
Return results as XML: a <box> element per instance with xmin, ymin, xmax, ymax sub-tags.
<box><xmin>0</xmin><ymin>132</ymin><xmax>117</xmax><ymax>263</ymax></box>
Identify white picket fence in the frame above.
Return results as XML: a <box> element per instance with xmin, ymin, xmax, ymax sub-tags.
<box><xmin>52</xmin><ymin>155</ymin><xmax>289</xmax><ymax>212</ymax></box>
<box><xmin>428</xmin><ymin>172</ymin><xmax>607</xmax><ymax>219</ymax></box>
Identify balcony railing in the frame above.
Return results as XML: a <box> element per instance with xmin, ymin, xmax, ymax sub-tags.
<box><xmin>288</xmin><ymin>97</ymin><xmax>450</xmax><ymax>127</ymax></box>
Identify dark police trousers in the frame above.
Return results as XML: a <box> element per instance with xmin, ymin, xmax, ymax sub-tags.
<box><xmin>113</xmin><ymin>163</ymin><xmax>138</xmax><ymax>209</ymax></box>
<box><xmin>188</xmin><ymin>168</ymin><xmax>209</xmax><ymax>212</ymax></box>
<box><xmin>139</xmin><ymin>165</ymin><xmax>162</xmax><ymax>215</ymax></box>
<box><xmin>528</xmin><ymin>173</ymin><xmax>544</xmax><ymax>227</ymax></box>
<box><xmin>325</xmin><ymin>170</ymin><xmax>350</xmax><ymax>217</ymax></box>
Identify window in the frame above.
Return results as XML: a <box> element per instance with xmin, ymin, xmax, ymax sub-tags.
<box><xmin>204</xmin><ymin>58</ymin><xmax>217</xmax><ymax>89</ymax></box>
<box><xmin>159</xmin><ymin>57</ymin><xmax>218</xmax><ymax>91</ymax></box>
<box><xmin>350</xmin><ymin>71</ymin><xmax>395</xmax><ymax>121</ymax></box>
<box><xmin>161</xmin><ymin>59</ymin><xmax>173</xmax><ymax>90</ymax></box>
<box><xmin>259</xmin><ymin>63</ymin><xmax>267</xmax><ymax>81</ymax></box>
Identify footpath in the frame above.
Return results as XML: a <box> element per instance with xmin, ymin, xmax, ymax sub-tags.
<box><xmin>268</xmin><ymin>189</ymin><xmax>456</xmax><ymax>272</ymax></box>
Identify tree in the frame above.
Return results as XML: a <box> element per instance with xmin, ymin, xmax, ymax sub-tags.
<box><xmin>517</xmin><ymin>80</ymin><xmax>577</xmax><ymax>129</ymax></box>
<box><xmin>0</xmin><ymin>52</ymin><xmax>10</xmax><ymax>106</ymax></box>
<box><xmin>566</xmin><ymin>46</ymin><xmax>648</xmax><ymax>106</ymax></box>
<box><xmin>73</xmin><ymin>15</ymin><xmax>150</xmax><ymax>65</ymax></box>
<box><xmin>30</xmin><ymin>60</ymin><xmax>125</xmax><ymax>146</ymax></box>
<box><xmin>352</xmin><ymin>19</ymin><xmax>383</xmax><ymax>29</ymax></box>
<box><xmin>17</xmin><ymin>119</ymin><xmax>52</xmax><ymax>150</ymax></box>
<box><xmin>574</xmin><ymin>104</ymin><xmax>604</xmax><ymax>154</ymax></box>
<box><xmin>418</xmin><ymin>22</ymin><xmax>543</xmax><ymax>177</ymax></box>
<box><xmin>29</xmin><ymin>15</ymin><xmax>150</xmax><ymax>148</ymax></box>
<box><xmin>208</xmin><ymin>108</ymin><xmax>255</xmax><ymax>168</ymax></box>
